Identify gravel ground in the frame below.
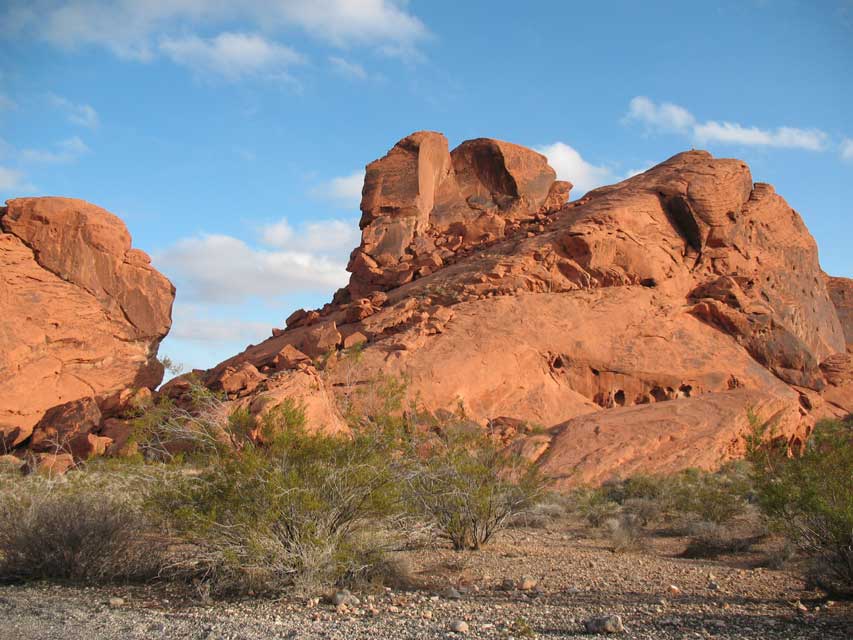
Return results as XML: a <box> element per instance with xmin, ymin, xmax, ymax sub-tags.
<box><xmin>1</xmin><ymin>525</ymin><xmax>850</xmax><ymax>640</ymax></box>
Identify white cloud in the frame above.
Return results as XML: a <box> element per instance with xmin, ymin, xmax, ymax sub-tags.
<box><xmin>0</xmin><ymin>166</ymin><xmax>34</xmax><ymax>192</ymax></box>
<box><xmin>169</xmin><ymin>305</ymin><xmax>270</xmax><ymax>343</ymax></box>
<box><xmin>625</xmin><ymin>96</ymin><xmax>829</xmax><ymax>151</ymax></box>
<box><xmin>329</xmin><ymin>55</ymin><xmax>368</xmax><ymax>80</ymax></box>
<box><xmin>20</xmin><ymin>136</ymin><xmax>89</xmax><ymax>164</ymax></box>
<box><xmin>276</xmin><ymin>0</ymin><xmax>428</xmax><ymax>52</ymax></box>
<box><xmin>624</xmin><ymin>96</ymin><xmax>695</xmax><ymax>133</ymax></box>
<box><xmin>841</xmin><ymin>137</ymin><xmax>853</xmax><ymax>162</ymax></box>
<box><xmin>155</xmin><ymin>233</ymin><xmax>349</xmax><ymax>304</ymax></box>
<box><xmin>260</xmin><ymin>217</ymin><xmax>360</xmax><ymax>253</ymax></box>
<box><xmin>49</xmin><ymin>94</ymin><xmax>99</xmax><ymax>127</ymax></box>
<box><xmin>534</xmin><ymin>142</ymin><xmax>616</xmax><ymax>195</ymax></box>
<box><xmin>693</xmin><ymin>121</ymin><xmax>828</xmax><ymax>150</ymax></box>
<box><xmin>5</xmin><ymin>0</ymin><xmax>429</xmax><ymax>66</ymax></box>
<box><xmin>160</xmin><ymin>32</ymin><xmax>304</xmax><ymax>81</ymax></box>
<box><xmin>260</xmin><ymin>218</ymin><xmax>295</xmax><ymax>248</ymax></box>
<box><xmin>311</xmin><ymin>170</ymin><xmax>365</xmax><ymax>209</ymax></box>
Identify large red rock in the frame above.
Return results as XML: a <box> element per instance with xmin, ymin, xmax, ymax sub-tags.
<box><xmin>0</xmin><ymin>197</ymin><xmax>174</xmax><ymax>438</ymax></box>
<box><xmin>825</xmin><ymin>274</ymin><xmax>853</xmax><ymax>349</ymax></box>
<box><xmin>348</xmin><ymin>132</ymin><xmax>569</xmax><ymax>297</ymax></box>
<box><xmin>205</xmin><ymin>138</ymin><xmax>849</xmax><ymax>485</ymax></box>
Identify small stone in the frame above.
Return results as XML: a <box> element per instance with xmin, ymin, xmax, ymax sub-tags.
<box><xmin>443</xmin><ymin>586</ymin><xmax>462</xmax><ymax>600</ymax></box>
<box><xmin>449</xmin><ymin>620</ymin><xmax>469</xmax><ymax>634</ymax></box>
<box><xmin>708</xmin><ymin>581</ymin><xmax>720</xmax><ymax>591</ymax></box>
<box><xmin>584</xmin><ymin>615</ymin><xmax>624</xmax><ymax>634</ymax></box>
<box><xmin>668</xmin><ymin>585</ymin><xmax>681</xmax><ymax>596</ymax></box>
<box><xmin>518</xmin><ymin>576</ymin><xmax>537</xmax><ymax>591</ymax></box>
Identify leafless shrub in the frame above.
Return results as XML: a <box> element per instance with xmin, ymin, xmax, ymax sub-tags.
<box><xmin>0</xmin><ymin>468</ymin><xmax>167</xmax><ymax>582</ymax></box>
<box><xmin>604</xmin><ymin>514</ymin><xmax>646</xmax><ymax>553</ymax></box>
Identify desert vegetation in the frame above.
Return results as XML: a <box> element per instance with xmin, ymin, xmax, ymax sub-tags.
<box><xmin>0</xmin><ymin>379</ymin><xmax>545</xmax><ymax>596</ymax></box>
<box><xmin>1</xmin><ymin>382</ymin><xmax>851</xmax><ymax>612</ymax></box>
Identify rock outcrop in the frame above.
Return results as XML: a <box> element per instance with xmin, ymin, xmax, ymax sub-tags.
<box><xmin>342</xmin><ymin>131</ymin><xmax>571</xmax><ymax>299</ymax></box>
<box><xmin>0</xmin><ymin>197</ymin><xmax>174</xmax><ymax>456</ymax></box>
<box><xmin>202</xmin><ymin>134</ymin><xmax>851</xmax><ymax>487</ymax></box>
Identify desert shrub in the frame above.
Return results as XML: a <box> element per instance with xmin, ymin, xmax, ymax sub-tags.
<box><xmin>509</xmin><ymin>492</ymin><xmax>570</xmax><ymax>528</ymax></box>
<box><xmin>571</xmin><ymin>487</ymin><xmax>621</xmax><ymax>527</ymax></box>
<box><xmin>749</xmin><ymin>416</ymin><xmax>853</xmax><ymax>595</ymax></box>
<box><xmin>604</xmin><ymin>513</ymin><xmax>646</xmax><ymax>553</ymax></box>
<box><xmin>151</xmin><ymin>408</ymin><xmax>405</xmax><ymax>594</ymax></box>
<box><xmin>402</xmin><ymin>423</ymin><xmax>546</xmax><ymax>550</ymax></box>
<box><xmin>665</xmin><ymin>466</ymin><xmax>750</xmax><ymax>525</ymax></box>
<box><xmin>130</xmin><ymin>381</ymin><xmax>234</xmax><ymax>462</ymax></box>
<box><xmin>0</xmin><ymin>469</ymin><xmax>164</xmax><ymax>583</ymax></box>
<box><xmin>680</xmin><ymin>519</ymin><xmax>764</xmax><ymax>558</ymax></box>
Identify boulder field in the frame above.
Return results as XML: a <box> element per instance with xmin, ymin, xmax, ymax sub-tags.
<box><xmin>0</xmin><ymin>197</ymin><xmax>174</xmax><ymax>470</ymax></box>
<box><xmin>2</xmin><ymin>132</ymin><xmax>851</xmax><ymax>486</ymax></box>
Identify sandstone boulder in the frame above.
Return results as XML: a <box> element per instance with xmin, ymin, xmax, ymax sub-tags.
<box><xmin>0</xmin><ymin>197</ymin><xmax>174</xmax><ymax>436</ymax></box>
<box><xmin>28</xmin><ymin>397</ymin><xmax>102</xmax><ymax>453</ymax></box>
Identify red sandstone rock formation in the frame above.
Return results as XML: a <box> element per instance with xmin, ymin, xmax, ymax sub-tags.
<box><xmin>0</xmin><ymin>197</ymin><xmax>174</xmax><ymax>459</ymax></box>
<box><xmin>204</xmin><ymin>135</ymin><xmax>851</xmax><ymax>486</ymax></box>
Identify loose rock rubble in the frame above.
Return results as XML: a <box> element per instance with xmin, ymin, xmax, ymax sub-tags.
<box><xmin>1</xmin><ymin>526</ymin><xmax>849</xmax><ymax>639</ymax></box>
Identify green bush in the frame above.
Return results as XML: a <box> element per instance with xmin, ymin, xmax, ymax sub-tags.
<box><xmin>571</xmin><ymin>487</ymin><xmax>621</xmax><ymax>527</ymax></box>
<box><xmin>665</xmin><ymin>466</ymin><xmax>750</xmax><ymax>525</ymax></box>
<box><xmin>749</xmin><ymin>416</ymin><xmax>853</xmax><ymax>595</ymax></box>
<box><xmin>150</xmin><ymin>407</ymin><xmax>404</xmax><ymax>594</ymax></box>
<box><xmin>402</xmin><ymin>423</ymin><xmax>546</xmax><ymax>551</ymax></box>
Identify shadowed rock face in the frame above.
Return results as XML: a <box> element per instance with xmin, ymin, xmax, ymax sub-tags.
<box><xmin>203</xmin><ymin>135</ymin><xmax>851</xmax><ymax>486</ymax></box>
<box><xmin>0</xmin><ymin>197</ymin><xmax>174</xmax><ymax>445</ymax></box>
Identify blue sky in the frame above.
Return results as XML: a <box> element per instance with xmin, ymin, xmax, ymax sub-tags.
<box><xmin>2</xmin><ymin>0</ymin><xmax>852</xmax><ymax>371</ymax></box>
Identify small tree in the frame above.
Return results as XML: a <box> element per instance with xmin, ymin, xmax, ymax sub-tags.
<box><xmin>748</xmin><ymin>415</ymin><xmax>853</xmax><ymax>595</ymax></box>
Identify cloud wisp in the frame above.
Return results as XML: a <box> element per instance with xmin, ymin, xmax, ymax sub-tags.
<box><xmin>625</xmin><ymin>96</ymin><xmax>829</xmax><ymax>151</ymax></box>
<box><xmin>20</xmin><ymin>136</ymin><xmax>89</xmax><ymax>164</ymax></box>
<box><xmin>841</xmin><ymin>138</ymin><xmax>853</xmax><ymax>162</ymax></box>
<box><xmin>4</xmin><ymin>0</ymin><xmax>430</xmax><ymax>80</ymax></box>
<box><xmin>0</xmin><ymin>166</ymin><xmax>35</xmax><ymax>193</ymax></box>
<box><xmin>160</xmin><ymin>32</ymin><xmax>304</xmax><ymax>81</ymax></box>
<box><xmin>311</xmin><ymin>170</ymin><xmax>365</xmax><ymax>210</ymax></box>
<box><xmin>49</xmin><ymin>94</ymin><xmax>99</xmax><ymax>128</ymax></box>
